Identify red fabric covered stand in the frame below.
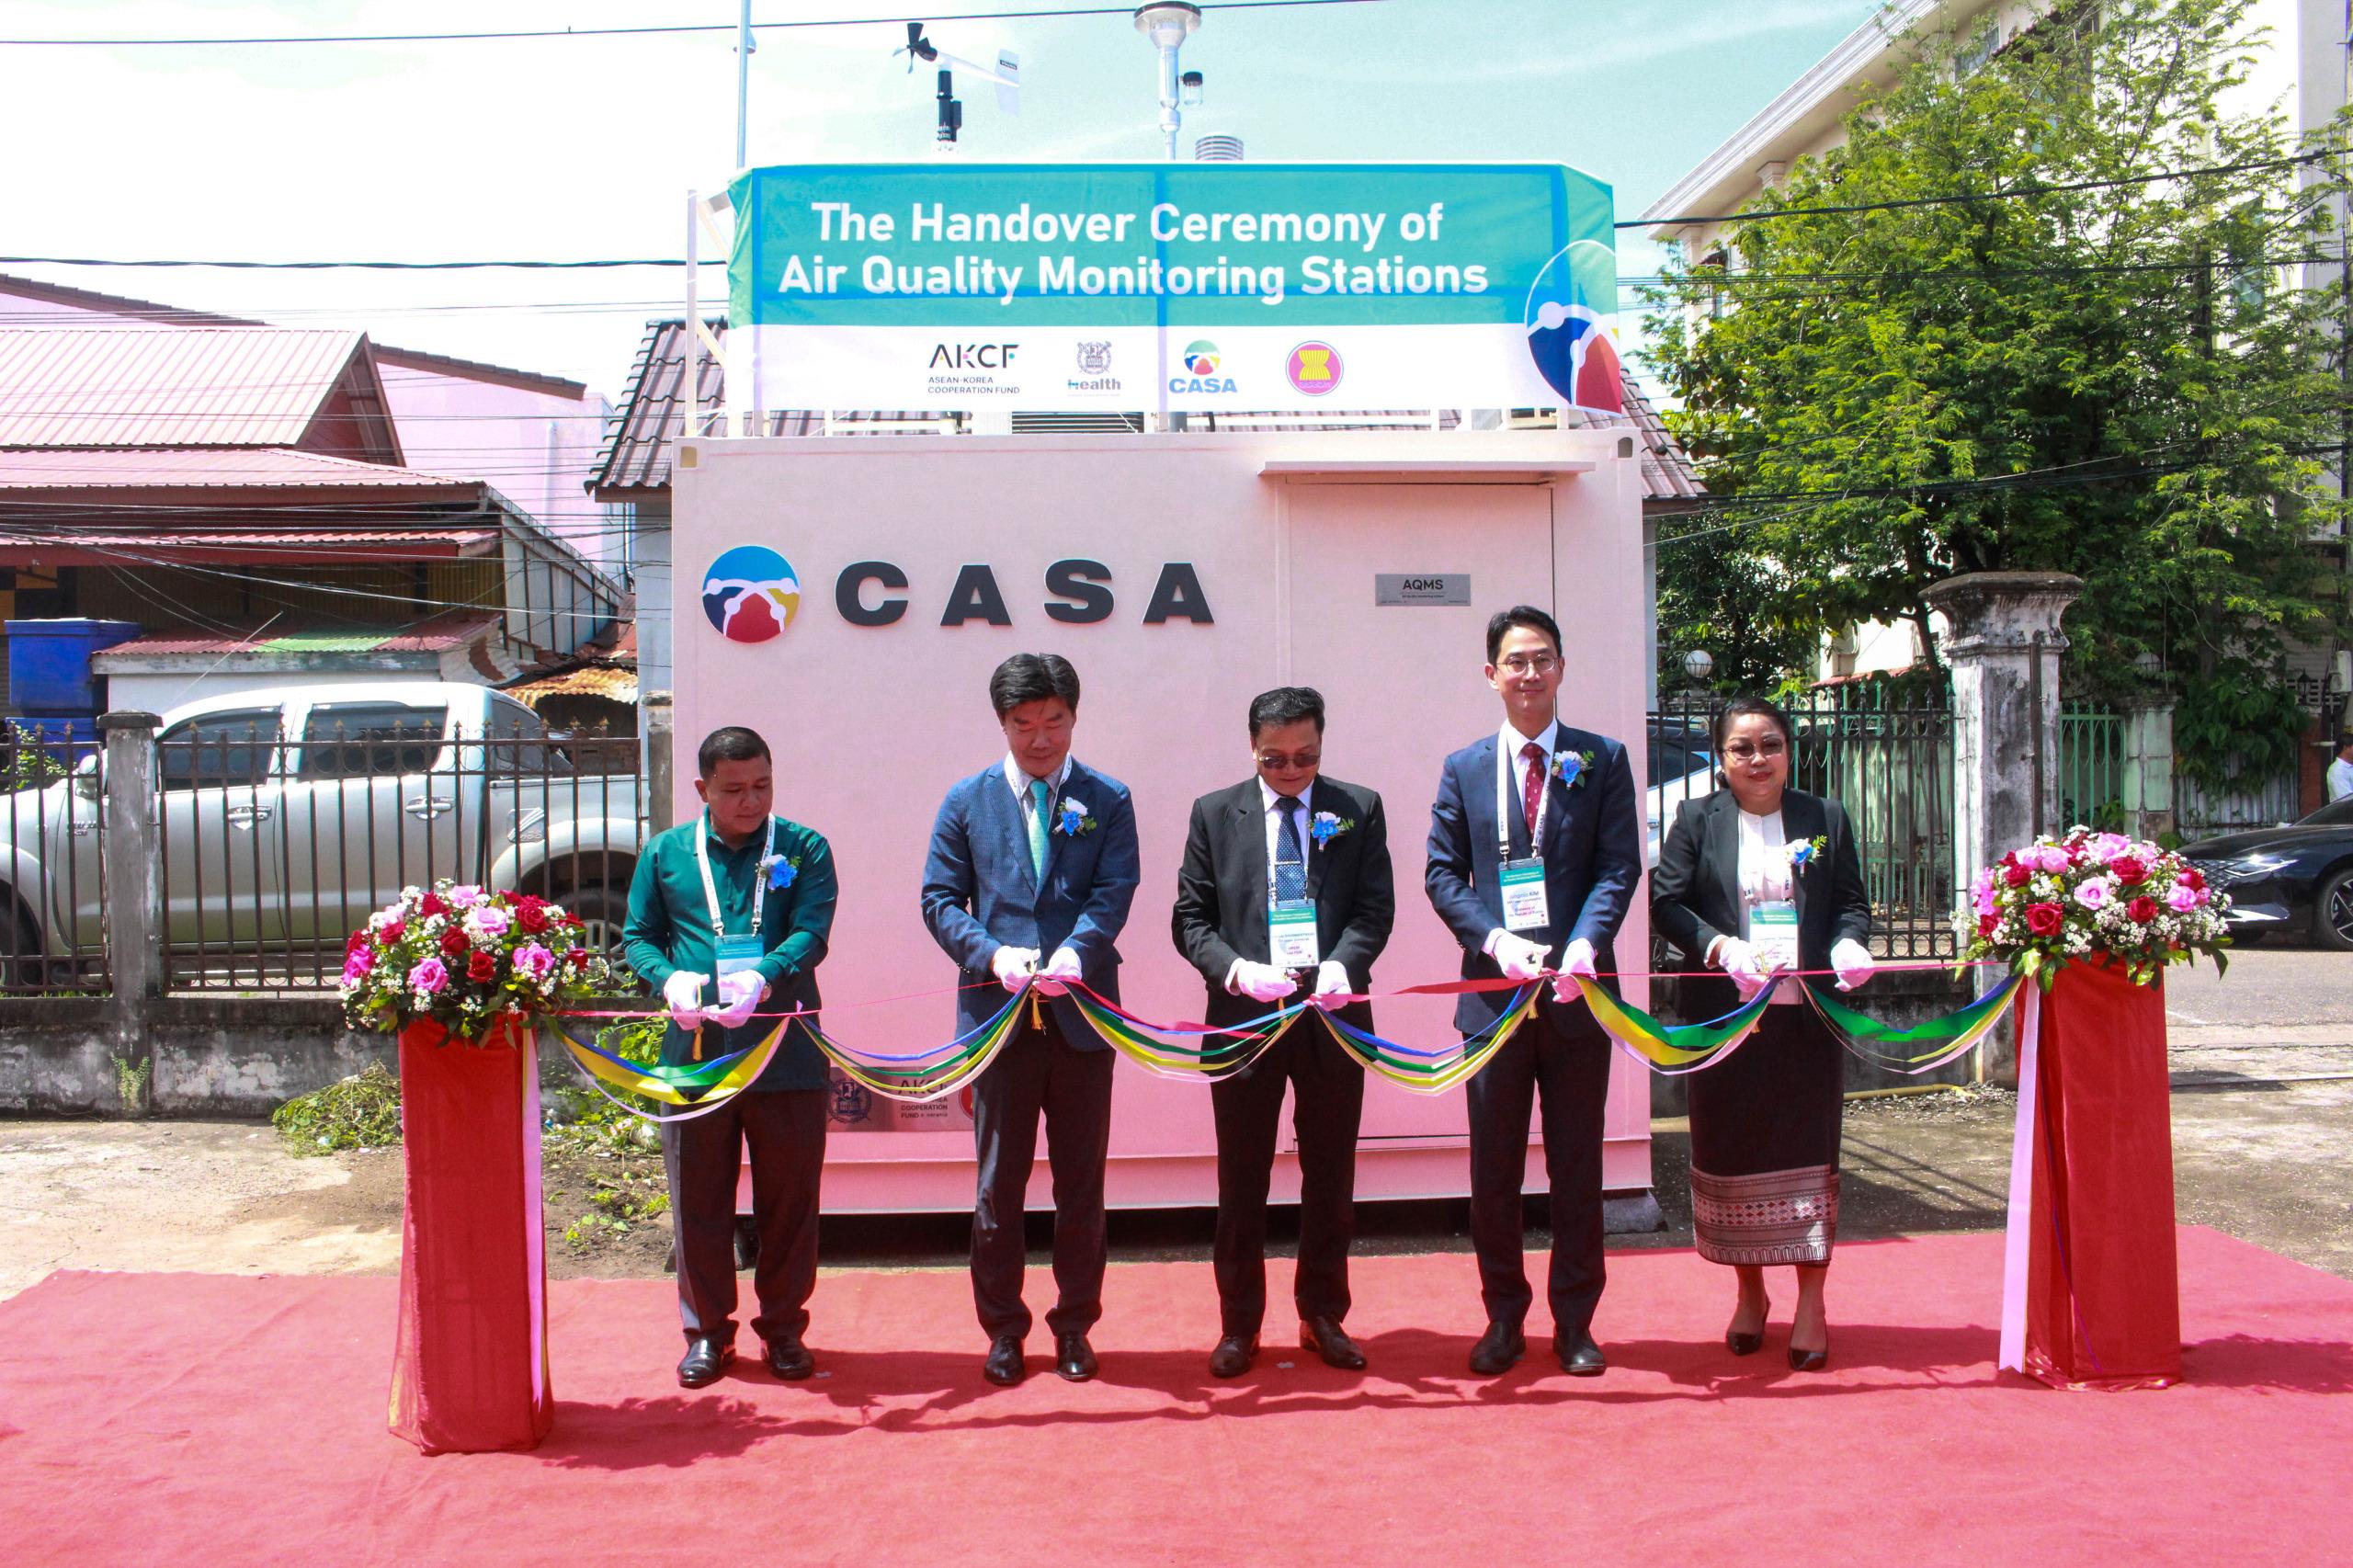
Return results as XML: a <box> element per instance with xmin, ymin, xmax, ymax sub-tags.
<box><xmin>388</xmin><ymin>1018</ymin><xmax>554</xmax><ymax>1453</ymax></box>
<box><xmin>2019</xmin><ymin>959</ymin><xmax>2182</xmax><ymax>1390</ymax></box>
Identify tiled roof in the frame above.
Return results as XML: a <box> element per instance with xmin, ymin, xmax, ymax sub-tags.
<box><xmin>0</xmin><ymin>326</ymin><xmax>394</xmax><ymax>452</ymax></box>
<box><xmin>589</xmin><ymin>318</ymin><xmax>1703</xmax><ymax>504</ymax></box>
<box><xmin>93</xmin><ymin>611</ymin><xmax>506</xmax><ymax>660</ymax></box>
<box><xmin>0</xmin><ymin>446</ymin><xmax>481</xmax><ymax>494</ymax></box>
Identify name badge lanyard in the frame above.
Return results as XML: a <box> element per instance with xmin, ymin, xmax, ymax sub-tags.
<box><xmin>1495</xmin><ymin>736</ymin><xmax>1553</xmax><ymax>935</ymax></box>
<box><xmin>1267</xmin><ymin>801</ymin><xmax>1319</xmax><ymax>971</ymax></box>
<box><xmin>692</xmin><ymin>809</ymin><xmax>775</xmax><ymax>1055</ymax></box>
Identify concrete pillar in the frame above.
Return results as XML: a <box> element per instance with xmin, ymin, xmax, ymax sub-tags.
<box><xmin>1925</xmin><ymin>572</ymin><xmax>2084</xmax><ymax>890</ymax></box>
<box><xmin>643</xmin><ymin>691</ymin><xmax>676</xmax><ymax>838</ymax></box>
<box><xmin>2120</xmin><ymin>695</ymin><xmax>2177</xmax><ymax>843</ymax></box>
<box><xmin>98</xmin><ymin>710</ymin><xmax>162</xmax><ymax>1117</ymax></box>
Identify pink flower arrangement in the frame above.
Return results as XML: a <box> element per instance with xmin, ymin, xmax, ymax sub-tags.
<box><xmin>1959</xmin><ymin>827</ymin><xmax>2231</xmax><ymax>986</ymax></box>
<box><xmin>342</xmin><ymin>880</ymin><xmax>608</xmax><ymax>1040</ymax></box>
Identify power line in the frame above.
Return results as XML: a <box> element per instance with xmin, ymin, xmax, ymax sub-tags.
<box><xmin>0</xmin><ymin>1</ymin><xmax>1382</xmax><ymax>49</ymax></box>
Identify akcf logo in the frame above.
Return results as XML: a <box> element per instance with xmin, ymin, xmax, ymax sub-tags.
<box><xmin>701</xmin><ymin>545</ymin><xmax>801</xmax><ymax>643</ymax></box>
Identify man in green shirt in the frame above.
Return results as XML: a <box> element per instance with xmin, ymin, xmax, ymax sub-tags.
<box><xmin>622</xmin><ymin>725</ymin><xmax>837</xmax><ymax>1389</ymax></box>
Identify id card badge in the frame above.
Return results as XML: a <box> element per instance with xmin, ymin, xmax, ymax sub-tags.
<box><xmin>1500</xmin><ymin>858</ymin><xmax>1552</xmax><ymax>932</ymax></box>
<box><xmin>1268</xmin><ymin>900</ymin><xmax>1320</xmax><ymax>970</ymax></box>
<box><xmin>1748</xmin><ymin>901</ymin><xmax>1800</xmax><ymax>973</ymax></box>
<box><xmin>714</xmin><ymin>931</ymin><xmax>765</xmax><ymax>982</ymax></box>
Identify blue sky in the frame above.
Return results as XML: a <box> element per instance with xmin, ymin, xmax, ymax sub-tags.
<box><xmin>0</xmin><ymin>0</ymin><xmax>1883</xmax><ymax>394</ymax></box>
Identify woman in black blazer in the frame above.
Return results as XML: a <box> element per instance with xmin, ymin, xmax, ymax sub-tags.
<box><xmin>1650</xmin><ymin>696</ymin><xmax>1875</xmax><ymax>1371</ymax></box>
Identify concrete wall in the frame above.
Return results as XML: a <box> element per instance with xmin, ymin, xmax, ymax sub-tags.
<box><xmin>0</xmin><ymin>995</ymin><xmax>390</xmax><ymax>1117</ymax></box>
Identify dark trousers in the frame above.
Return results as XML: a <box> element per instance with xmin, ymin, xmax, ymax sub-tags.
<box><xmin>969</xmin><ymin>1008</ymin><xmax>1115</xmax><ymax>1340</ymax></box>
<box><xmin>1462</xmin><ymin>1004</ymin><xmax>1612</xmax><ymax>1335</ymax></box>
<box><xmin>661</xmin><ymin>1087</ymin><xmax>827</xmax><ymax>1347</ymax></box>
<box><xmin>1211</xmin><ymin>1015</ymin><xmax>1364</xmax><ymax>1335</ymax></box>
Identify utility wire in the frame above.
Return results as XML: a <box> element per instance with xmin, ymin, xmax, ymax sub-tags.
<box><xmin>0</xmin><ymin>1</ymin><xmax>1382</xmax><ymax>48</ymax></box>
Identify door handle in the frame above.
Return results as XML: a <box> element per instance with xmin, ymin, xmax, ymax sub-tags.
<box><xmin>223</xmin><ymin>804</ymin><xmax>274</xmax><ymax>827</ymax></box>
<box><xmin>404</xmin><ymin>796</ymin><xmax>454</xmax><ymax>820</ymax></box>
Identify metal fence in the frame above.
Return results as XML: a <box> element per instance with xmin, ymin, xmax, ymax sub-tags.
<box><xmin>154</xmin><ymin>720</ymin><xmax>644</xmax><ymax>990</ymax></box>
<box><xmin>1648</xmin><ymin>685</ymin><xmax>1959</xmax><ymax>959</ymax></box>
<box><xmin>2176</xmin><ymin>768</ymin><xmax>2302</xmax><ymax>836</ymax></box>
<box><xmin>2058</xmin><ymin>703</ymin><xmax>2124</xmax><ymax>832</ymax></box>
<box><xmin>0</xmin><ymin>722</ymin><xmax>108</xmax><ymax>992</ymax></box>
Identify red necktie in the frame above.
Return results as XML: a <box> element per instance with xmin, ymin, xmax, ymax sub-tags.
<box><xmin>1521</xmin><ymin>741</ymin><xmax>1546</xmax><ymax>839</ymax></box>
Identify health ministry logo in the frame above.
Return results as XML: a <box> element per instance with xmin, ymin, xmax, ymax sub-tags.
<box><xmin>701</xmin><ymin>545</ymin><xmax>801</xmax><ymax>643</ymax></box>
<box><xmin>1524</xmin><ymin>239</ymin><xmax>1625</xmax><ymax>415</ymax></box>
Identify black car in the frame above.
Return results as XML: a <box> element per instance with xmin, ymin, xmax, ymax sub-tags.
<box><xmin>2183</xmin><ymin>796</ymin><xmax>2353</xmax><ymax>949</ymax></box>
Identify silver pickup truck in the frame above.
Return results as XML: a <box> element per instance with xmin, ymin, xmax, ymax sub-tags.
<box><xmin>0</xmin><ymin>681</ymin><xmax>643</xmax><ymax>977</ymax></box>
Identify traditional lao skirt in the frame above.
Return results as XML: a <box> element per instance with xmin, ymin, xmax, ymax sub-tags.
<box><xmin>1686</xmin><ymin>1001</ymin><xmax>1844</xmax><ymax>1267</ymax></box>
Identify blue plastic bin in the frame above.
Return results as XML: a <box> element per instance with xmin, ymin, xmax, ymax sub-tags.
<box><xmin>5</xmin><ymin>619</ymin><xmax>142</xmax><ymax>715</ymax></box>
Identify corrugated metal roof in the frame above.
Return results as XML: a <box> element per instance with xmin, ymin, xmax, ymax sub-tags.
<box><xmin>0</xmin><ymin>528</ymin><xmax>500</xmax><ymax>568</ymax></box>
<box><xmin>94</xmin><ymin>611</ymin><xmax>504</xmax><ymax>660</ymax></box>
<box><xmin>0</xmin><ymin>326</ymin><xmax>379</xmax><ymax>449</ymax></box>
<box><xmin>589</xmin><ymin>318</ymin><xmax>1703</xmax><ymax>504</ymax></box>
<box><xmin>506</xmin><ymin>665</ymin><xmax>639</xmax><ymax>705</ymax></box>
<box><xmin>0</xmin><ymin>446</ymin><xmax>479</xmax><ymax>492</ymax></box>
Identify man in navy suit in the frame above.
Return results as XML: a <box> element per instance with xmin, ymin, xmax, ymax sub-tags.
<box><xmin>1426</xmin><ymin>605</ymin><xmax>1642</xmax><ymax>1378</ymax></box>
<box><xmin>921</xmin><ymin>653</ymin><xmax>1141</xmax><ymax>1387</ymax></box>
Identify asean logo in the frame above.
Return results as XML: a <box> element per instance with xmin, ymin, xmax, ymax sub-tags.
<box><xmin>700</xmin><ymin>545</ymin><xmax>801</xmax><ymax>643</ymax></box>
<box><xmin>1182</xmin><ymin>340</ymin><xmax>1221</xmax><ymax>374</ymax></box>
<box><xmin>1286</xmin><ymin>341</ymin><xmax>1343</xmax><ymax>396</ymax></box>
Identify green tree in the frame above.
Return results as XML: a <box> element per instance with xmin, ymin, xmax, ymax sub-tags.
<box><xmin>1645</xmin><ymin>0</ymin><xmax>2352</xmax><ymax>785</ymax></box>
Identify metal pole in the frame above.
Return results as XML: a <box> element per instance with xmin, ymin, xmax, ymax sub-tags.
<box><xmin>734</xmin><ymin>0</ymin><xmax>753</xmax><ymax>170</ymax></box>
<box><xmin>683</xmin><ymin>190</ymin><xmax>702</xmax><ymax>442</ymax></box>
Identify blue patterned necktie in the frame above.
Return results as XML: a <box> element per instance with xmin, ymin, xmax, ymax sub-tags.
<box><xmin>1274</xmin><ymin>795</ymin><xmax>1307</xmax><ymax>903</ymax></box>
<box><xmin>1029</xmin><ymin>778</ymin><xmax>1051</xmax><ymax>880</ymax></box>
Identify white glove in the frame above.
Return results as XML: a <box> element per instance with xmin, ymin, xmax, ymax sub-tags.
<box><xmin>1036</xmin><ymin>946</ymin><xmax>1084</xmax><ymax>998</ymax></box>
<box><xmin>1711</xmin><ymin>937</ymin><xmax>1770</xmax><ymax>1002</ymax></box>
<box><xmin>1489</xmin><ymin>932</ymin><xmax>1551</xmax><ymax>983</ymax></box>
<box><xmin>1559</xmin><ymin>937</ymin><xmax>1597</xmax><ymax>978</ymax></box>
<box><xmin>1232</xmin><ymin>960</ymin><xmax>1300</xmax><ymax>1005</ymax></box>
<box><xmin>991</xmin><ymin>945</ymin><xmax>1040</xmax><ymax>993</ymax></box>
<box><xmin>1309</xmin><ymin>960</ymin><xmax>1352</xmax><ymax>1006</ymax></box>
<box><xmin>708</xmin><ymin>969</ymin><xmax>767</xmax><ymax>1029</ymax></box>
<box><xmin>1831</xmin><ymin>938</ymin><xmax>1877</xmax><ymax>992</ymax></box>
<box><xmin>663</xmin><ymin>971</ymin><xmax>710</xmax><ymax>1029</ymax></box>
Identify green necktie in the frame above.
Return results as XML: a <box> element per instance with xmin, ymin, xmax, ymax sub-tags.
<box><xmin>1029</xmin><ymin>778</ymin><xmax>1051</xmax><ymax>880</ymax></box>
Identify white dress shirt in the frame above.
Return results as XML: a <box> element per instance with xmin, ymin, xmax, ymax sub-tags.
<box><xmin>2330</xmin><ymin>756</ymin><xmax>2353</xmax><ymax>803</ymax></box>
<box><xmin>1484</xmin><ymin>718</ymin><xmax>1561</xmax><ymax>957</ymax></box>
<box><xmin>1735</xmin><ymin>806</ymin><xmax>1800</xmax><ymax>1006</ymax></box>
<box><xmin>999</xmin><ymin>753</ymin><xmax>1078</xmax><ymax>976</ymax></box>
<box><xmin>1224</xmin><ymin>777</ymin><xmax>1347</xmax><ymax>998</ymax></box>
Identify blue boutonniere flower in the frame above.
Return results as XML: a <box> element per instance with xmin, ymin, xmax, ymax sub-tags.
<box><xmin>1785</xmin><ymin>835</ymin><xmax>1828</xmax><ymax>871</ymax></box>
<box><xmin>1552</xmin><ymin>749</ymin><xmax>1597</xmax><ymax>790</ymax></box>
<box><xmin>1310</xmin><ymin>810</ymin><xmax>1354</xmax><ymax>846</ymax></box>
<box><xmin>1054</xmin><ymin>796</ymin><xmax>1097</xmax><ymax>836</ymax></box>
<box><xmin>759</xmin><ymin>853</ymin><xmax>800</xmax><ymax>890</ymax></box>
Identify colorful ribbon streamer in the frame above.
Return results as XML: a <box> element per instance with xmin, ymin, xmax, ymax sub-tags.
<box><xmin>1802</xmin><ymin>972</ymin><xmax>2024</xmax><ymax>1075</ymax></box>
<box><xmin>1319</xmin><ymin>986</ymin><xmax>1542</xmax><ymax>1094</ymax></box>
<box><xmin>552</xmin><ymin>1016</ymin><xmax>787</xmax><ymax>1124</ymax></box>
<box><xmin>1572</xmin><ymin>977</ymin><xmax>1779</xmax><ymax>1074</ymax></box>
<box><xmin>807</xmin><ymin>987</ymin><xmax>1031</xmax><ymax>1104</ymax></box>
<box><xmin>1066</xmin><ymin>988</ymin><xmax>1301</xmax><ymax>1081</ymax></box>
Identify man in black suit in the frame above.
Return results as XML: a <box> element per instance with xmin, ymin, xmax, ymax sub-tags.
<box><xmin>1426</xmin><ymin>605</ymin><xmax>1643</xmax><ymax>1378</ymax></box>
<box><xmin>1173</xmin><ymin>687</ymin><xmax>1394</xmax><ymax>1379</ymax></box>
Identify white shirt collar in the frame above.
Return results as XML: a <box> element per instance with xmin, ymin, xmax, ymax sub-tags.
<box><xmin>1257</xmin><ymin>776</ymin><xmax>1313</xmax><ymax>815</ymax></box>
<box><xmin>1004</xmin><ymin>752</ymin><xmax>1074</xmax><ymax>800</ymax></box>
<box><xmin>1498</xmin><ymin>718</ymin><xmax>1559</xmax><ymax>762</ymax></box>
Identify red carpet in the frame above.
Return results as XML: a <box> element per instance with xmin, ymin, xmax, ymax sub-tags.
<box><xmin>2</xmin><ymin>1227</ymin><xmax>2348</xmax><ymax>1566</ymax></box>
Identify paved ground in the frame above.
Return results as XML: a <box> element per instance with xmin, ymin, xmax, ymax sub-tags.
<box><xmin>3</xmin><ymin>949</ymin><xmax>2347</xmax><ymax>1302</ymax></box>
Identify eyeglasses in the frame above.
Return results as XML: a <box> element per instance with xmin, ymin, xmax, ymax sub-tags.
<box><xmin>1256</xmin><ymin>751</ymin><xmax>1321</xmax><ymax>772</ymax></box>
<box><xmin>1497</xmin><ymin>653</ymin><xmax>1560</xmax><ymax>676</ymax></box>
<box><xmin>1721</xmin><ymin>740</ymin><xmax>1788</xmax><ymax>761</ymax></box>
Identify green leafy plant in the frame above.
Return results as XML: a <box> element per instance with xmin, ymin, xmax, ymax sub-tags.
<box><xmin>272</xmin><ymin>1062</ymin><xmax>403</xmax><ymax>1155</ymax></box>
<box><xmin>110</xmin><ymin>1053</ymin><xmax>150</xmax><ymax>1116</ymax></box>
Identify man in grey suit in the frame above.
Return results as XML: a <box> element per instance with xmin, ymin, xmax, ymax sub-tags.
<box><xmin>920</xmin><ymin>653</ymin><xmax>1141</xmax><ymax>1387</ymax></box>
<box><xmin>1173</xmin><ymin>686</ymin><xmax>1393</xmax><ymax>1379</ymax></box>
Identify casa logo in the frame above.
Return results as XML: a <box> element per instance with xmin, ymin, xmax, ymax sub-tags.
<box><xmin>701</xmin><ymin>544</ymin><xmax>801</xmax><ymax>643</ymax></box>
<box><xmin>1523</xmin><ymin>240</ymin><xmax>1625</xmax><ymax>415</ymax></box>
<box><xmin>1169</xmin><ymin>338</ymin><xmax>1236</xmax><ymax>394</ymax></box>
<box><xmin>1286</xmin><ymin>341</ymin><xmax>1343</xmax><ymax>397</ymax></box>
<box><xmin>1075</xmin><ymin>340</ymin><xmax>1113</xmax><ymax>374</ymax></box>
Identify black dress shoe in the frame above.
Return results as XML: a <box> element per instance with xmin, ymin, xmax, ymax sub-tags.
<box><xmin>1054</xmin><ymin>1333</ymin><xmax>1098</xmax><ymax>1382</ymax></box>
<box><xmin>1554</xmin><ymin>1330</ymin><xmax>1608</xmax><ymax>1377</ymax></box>
<box><xmin>983</xmin><ymin>1335</ymin><xmax>1027</xmax><ymax>1387</ymax></box>
<box><xmin>1299</xmin><ymin>1316</ymin><xmax>1368</xmax><ymax>1370</ymax></box>
<box><xmin>676</xmin><ymin>1336</ymin><xmax>735</xmax><ymax>1388</ymax></box>
<box><xmin>1209</xmin><ymin>1335</ymin><xmax>1258</xmax><ymax>1379</ymax></box>
<box><xmin>1789</xmin><ymin>1334</ymin><xmax>1829</xmax><ymax>1373</ymax></box>
<box><xmin>1726</xmin><ymin>1327</ymin><xmax>1765</xmax><ymax>1357</ymax></box>
<box><xmin>764</xmin><ymin>1335</ymin><xmax>814</xmax><ymax>1381</ymax></box>
<box><xmin>1467</xmin><ymin>1320</ymin><xmax>1525</xmax><ymax>1376</ymax></box>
